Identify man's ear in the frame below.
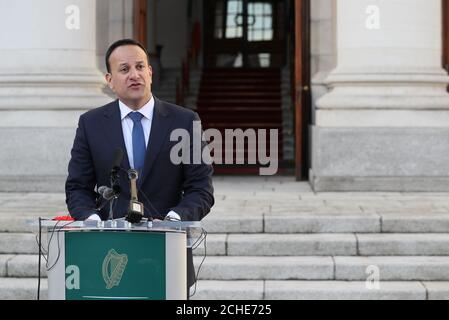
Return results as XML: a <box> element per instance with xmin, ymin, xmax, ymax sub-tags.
<box><xmin>105</xmin><ymin>73</ymin><xmax>114</xmax><ymax>91</ymax></box>
<box><xmin>148</xmin><ymin>65</ymin><xmax>153</xmax><ymax>83</ymax></box>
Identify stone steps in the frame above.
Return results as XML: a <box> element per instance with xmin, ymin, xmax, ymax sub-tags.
<box><xmin>0</xmin><ymin>277</ymin><xmax>47</xmax><ymax>300</ymax></box>
<box><xmin>3</xmin><ymin>232</ymin><xmax>449</xmax><ymax>256</ymax></box>
<box><xmin>4</xmin><ymin>254</ymin><xmax>449</xmax><ymax>282</ymax></box>
<box><xmin>2</xmin><ymin>207</ymin><xmax>449</xmax><ymax>299</ymax></box>
<box><xmin>2</xmin><ymin>277</ymin><xmax>447</xmax><ymax>300</ymax></box>
<box><xmin>195</xmin><ymin>256</ymin><xmax>449</xmax><ymax>281</ymax></box>
<box><xmin>5</xmin><ymin>213</ymin><xmax>449</xmax><ymax>233</ymax></box>
<box><xmin>192</xmin><ymin>233</ymin><xmax>449</xmax><ymax>256</ymax></box>
<box><xmin>192</xmin><ymin>281</ymin><xmax>441</xmax><ymax>300</ymax></box>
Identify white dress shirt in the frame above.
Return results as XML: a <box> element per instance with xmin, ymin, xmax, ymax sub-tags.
<box><xmin>88</xmin><ymin>96</ymin><xmax>180</xmax><ymax>221</ymax></box>
<box><xmin>119</xmin><ymin>98</ymin><xmax>154</xmax><ymax>169</ymax></box>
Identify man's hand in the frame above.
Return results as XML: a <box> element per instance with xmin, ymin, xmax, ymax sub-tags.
<box><xmin>86</xmin><ymin>213</ymin><xmax>101</xmax><ymax>221</ymax></box>
<box><xmin>165</xmin><ymin>211</ymin><xmax>181</xmax><ymax>221</ymax></box>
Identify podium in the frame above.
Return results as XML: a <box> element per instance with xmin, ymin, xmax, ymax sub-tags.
<box><xmin>36</xmin><ymin>219</ymin><xmax>202</xmax><ymax>300</ymax></box>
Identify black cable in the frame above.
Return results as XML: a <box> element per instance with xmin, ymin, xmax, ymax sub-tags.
<box><xmin>189</xmin><ymin>228</ymin><xmax>207</xmax><ymax>298</ymax></box>
<box><xmin>47</xmin><ymin>227</ymin><xmax>62</xmax><ymax>271</ymax></box>
<box><xmin>47</xmin><ymin>220</ymin><xmax>76</xmax><ymax>271</ymax></box>
<box><xmin>136</xmin><ymin>185</ymin><xmax>163</xmax><ymax>220</ymax></box>
<box><xmin>114</xmin><ymin>165</ymin><xmax>163</xmax><ymax>220</ymax></box>
<box><xmin>35</xmin><ymin>220</ymin><xmax>49</xmax><ymax>261</ymax></box>
<box><xmin>44</xmin><ymin>220</ymin><xmax>60</xmax><ymax>271</ymax></box>
<box><xmin>191</xmin><ymin>228</ymin><xmax>207</xmax><ymax>250</ymax></box>
<box><xmin>37</xmin><ymin>217</ymin><xmax>42</xmax><ymax>300</ymax></box>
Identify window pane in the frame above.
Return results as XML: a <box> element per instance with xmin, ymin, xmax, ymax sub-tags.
<box><xmin>227</xmin><ymin>15</ymin><xmax>236</xmax><ymax>27</ymax></box>
<box><xmin>264</xmin><ymin>30</ymin><xmax>273</xmax><ymax>41</ymax></box>
<box><xmin>228</xmin><ymin>0</ymin><xmax>239</xmax><ymax>13</ymax></box>
<box><xmin>227</xmin><ymin>27</ymin><xmax>236</xmax><ymax>38</ymax></box>
<box><xmin>256</xmin><ymin>4</ymin><xmax>263</xmax><ymax>15</ymax></box>
<box><xmin>265</xmin><ymin>17</ymin><xmax>272</xmax><ymax>29</ymax></box>
<box><xmin>254</xmin><ymin>16</ymin><xmax>263</xmax><ymax>29</ymax></box>
<box><xmin>224</xmin><ymin>0</ymin><xmax>243</xmax><ymax>38</ymax></box>
<box><xmin>247</xmin><ymin>2</ymin><xmax>273</xmax><ymax>42</ymax></box>
<box><xmin>236</xmin><ymin>27</ymin><xmax>243</xmax><ymax>38</ymax></box>
<box><xmin>248</xmin><ymin>3</ymin><xmax>255</xmax><ymax>15</ymax></box>
<box><xmin>264</xmin><ymin>3</ymin><xmax>272</xmax><ymax>15</ymax></box>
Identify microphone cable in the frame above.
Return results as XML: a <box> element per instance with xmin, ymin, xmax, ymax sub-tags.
<box><xmin>189</xmin><ymin>227</ymin><xmax>207</xmax><ymax>298</ymax></box>
<box><xmin>37</xmin><ymin>217</ymin><xmax>42</xmax><ymax>300</ymax></box>
<box><xmin>136</xmin><ymin>185</ymin><xmax>163</xmax><ymax>220</ymax></box>
<box><xmin>36</xmin><ymin>218</ymin><xmax>76</xmax><ymax>300</ymax></box>
<box><xmin>113</xmin><ymin>165</ymin><xmax>163</xmax><ymax>220</ymax></box>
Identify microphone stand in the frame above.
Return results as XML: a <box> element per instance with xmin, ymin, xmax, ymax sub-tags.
<box><xmin>125</xmin><ymin>169</ymin><xmax>144</xmax><ymax>223</ymax></box>
<box><xmin>108</xmin><ymin>193</ymin><xmax>118</xmax><ymax>221</ymax></box>
<box><xmin>109</xmin><ymin>167</ymin><xmax>121</xmax><ymax>220</ymax></box>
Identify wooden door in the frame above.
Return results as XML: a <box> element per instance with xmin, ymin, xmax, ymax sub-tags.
<box><xmin>294</xmin><ymin>0</ymin><xmax>310</xmax><ymax>180</ymax></box>
<box><xmin>133</xmin><ymin>0</ymin><xmax>147</xmax><ymax>47</ymax></box>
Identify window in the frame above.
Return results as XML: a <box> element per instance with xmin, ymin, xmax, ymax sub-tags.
<box><xmin>225</xmin><ymin>0</ymin><xmax>244</xmax><ymax>38</ymax></box>
<box><xmin>248</xmin><ymin>2</ymin><xmax>273</xmax><ymax>41</ymax></box>
<box><xmin>214</xmin><ymin>0</ymin><xmax>274</xmax><ymax>41</ymax></box>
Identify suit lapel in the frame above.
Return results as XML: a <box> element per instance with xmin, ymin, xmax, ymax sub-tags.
<box><xmin>139</xmin><ymin>97</ymin><xmax>173</xmax><ymax>185</ymax></box>
<box><xmin>101</xmin><ymin>100</ymin><xmax>131</xmax><ymax>171</ymax></box>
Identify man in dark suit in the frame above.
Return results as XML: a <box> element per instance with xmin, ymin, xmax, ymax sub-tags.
<box><xmin>65</xmin><ymin>39</ymin><xmax>214</xmax><ymax>291</ymax></box>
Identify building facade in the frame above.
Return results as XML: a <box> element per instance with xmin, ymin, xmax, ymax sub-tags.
<box><xmin>0</xmin><ymin>0</ymin><xmax>448</xmax><ymax>192</ymax></box>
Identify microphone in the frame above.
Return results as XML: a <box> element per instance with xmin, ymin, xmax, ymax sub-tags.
<box><xmin>105</xmin><ymin>147</ymin><xmax>124</xmax><ymax>220</ymax></box>
<box><xmin>105</xmin><ymin>154</ymin><xmax>159</xmax><ymax>221</ymax></box>
<box><xmin>110</xmin><ymin>148</ymin><xmax>124</xmax><ymax>194</ymax></box>
<box><xmin>97</xmin><ymin>186</ymin><xmax>115</xmax><ymax>200</ymax></box>
<box><xmin>125</xmin><ymin>169</ymin><xmax>144</xmax><ymax>223</ymax></box>
<box><xmin>111</xmin><ymin>147</ymin><xmax>123</xmax><ymax>172</ymax></box>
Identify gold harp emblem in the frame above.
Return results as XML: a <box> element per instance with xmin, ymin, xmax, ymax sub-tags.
<box><xmin>102</xmin><ymin>249</ymin><xmax>128</xmax><ymax>289</ymax></box>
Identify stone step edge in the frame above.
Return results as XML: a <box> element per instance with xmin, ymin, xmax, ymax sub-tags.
<box><xmin>5</xmin><ymin>255</ymin><xmax>449</xmax><ymax>282</ymax></box>
<box><xmin>4</xmin><ymin>213</ymin><xmax>449</xmax><ymax>233</ymax></box>
<box><xmin>1</xmin><ymin>279</ymin><xmax>448</xmax><ymax>300</ymax></box>
<box><xmin>192</xmin><ymin>280</ymin><xmax>448</xmax><ymax>300</ymax></box>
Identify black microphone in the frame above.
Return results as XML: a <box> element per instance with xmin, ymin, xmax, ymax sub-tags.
<box><xmin>97</xmin><ymin>186</ymin><xmax>115</xmax><ymax>200</ymax></box>
<box><xmin>107</xmin><ymin>160</ymin><xmax>160</xmax><ymax>221</ymax></box>
<box><xmin>110</xmin><ymin>148</ymin><xmax>123</xmax><ymax>194</ymax></box>
<box><xmin>125</xmin><ymin>169</ymin><xmax>144</xmax><ymax>223</ymax></box>
<box><xmin>106</xmin><ymin>147</ymin><xmax>124</xmax><ymax>220</ymax></box>
<box><xmin>111</xmin><ymin>147</ymin><xmax>123</xmax><ymax>171</ymax></box>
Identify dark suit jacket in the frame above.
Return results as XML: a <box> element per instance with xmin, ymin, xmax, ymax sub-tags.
<box><xmin>65</xmin><ymin>97</ymin><xmax>214</xmax><ymax>221</ymax></box>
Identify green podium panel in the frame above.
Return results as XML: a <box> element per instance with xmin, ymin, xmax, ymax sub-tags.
<box><xmin>47</xmin><ymin>229</ymin><xmax>186</xmax><ymax>300</ymax></box>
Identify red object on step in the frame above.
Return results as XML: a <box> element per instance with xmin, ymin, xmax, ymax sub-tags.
<box><xmin>52</xmin><ymin>215</ymin><xmax>75</xmax><ymax>221</ymax></box>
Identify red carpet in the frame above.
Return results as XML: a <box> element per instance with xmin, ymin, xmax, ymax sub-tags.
<box><xmin>196</xmin><ymin>68</ymin><xmax>284</xmax><ymax>175</ymax></box>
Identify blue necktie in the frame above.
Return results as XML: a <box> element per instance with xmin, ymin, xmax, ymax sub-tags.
<box><xmin>128</xmin><ymin>112</ymin><xmax>146</xmax><ymax>175</ymax></box>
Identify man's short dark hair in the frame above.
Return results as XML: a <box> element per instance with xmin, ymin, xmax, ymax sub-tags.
<box><xmin>105</xmin><ymin>39</ymin><xmax>150</xmax><ymax>73</ymax></box>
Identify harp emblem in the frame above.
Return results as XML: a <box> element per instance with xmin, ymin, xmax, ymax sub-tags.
<box><xmin>102</xmin><ymin>249</ymin><xmax>128</xmax><ymax>289</ymax></box>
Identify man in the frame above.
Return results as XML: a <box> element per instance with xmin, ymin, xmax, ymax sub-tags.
<box><xmin>65</xmin><ymin>39</ymin><xmax>214</xmax><ymax>290</ymax></box>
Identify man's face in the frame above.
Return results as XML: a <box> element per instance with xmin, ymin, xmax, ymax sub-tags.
<box><xmin>106</xmin><ymin>45</ymin><xmax>153</xmax><ymax>110</ymax></box>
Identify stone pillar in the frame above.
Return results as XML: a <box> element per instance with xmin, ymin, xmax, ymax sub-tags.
<box><xmin>0</xmin><ymin>0</ymin><xmax>111</xmax><ymax>191</ymax></box>
<box><xmin>312</xmin><ymin>0</ymin><xmax>449</xmax><ymax>191</ymax></box>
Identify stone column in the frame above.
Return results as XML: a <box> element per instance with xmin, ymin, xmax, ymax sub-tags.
<box><xmin>0</xmin><ymin>0</ymin><xmax>111</xmax><ymax>191</ymax></box>
<box><xmin>312</xmin><ymin>0</ymin><xmax>449</xmax><ymax>191</ymax></box>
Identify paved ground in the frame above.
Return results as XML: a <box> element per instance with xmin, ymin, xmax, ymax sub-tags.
<box><xmin>1</xmin><ymin>176</ymin><xmax>448</xmax><ymax>219</ymax></box>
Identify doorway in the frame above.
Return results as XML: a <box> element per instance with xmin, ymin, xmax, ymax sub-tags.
<box><xmin>133</xmin><ymin>0</ymin><xmax>310</xmax><ymax>178</ymax></box>
<box><xmin>204</xmin><ymin>0</ymin><xmax>285</xmax><ymax>68</ymax></box>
